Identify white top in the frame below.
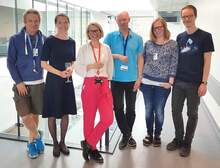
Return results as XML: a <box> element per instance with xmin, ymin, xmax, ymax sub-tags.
<box><xmin>141</xmin><ymin>78</ymin><xmax>164</xmax><ymax>86</ymax></box>
<box><xmin>75</xmin><ymin>43</ymin><xmax>113</xmax><ymax>80</ymax></box>
<box><xmin>24</xmin><ymin>79</ymin><xmax>44</xmax><ymax>85</ymax></box>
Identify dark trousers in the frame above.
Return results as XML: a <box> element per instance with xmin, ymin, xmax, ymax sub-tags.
<box><xmin>111</xmin><ymin>81</ymin><xmax>137</xmax><ymax>138</ymax></box>
<box><xmin>171</xmin><ymin>80</ymin><xmax>200</xmax><ymax>146</ymax></box>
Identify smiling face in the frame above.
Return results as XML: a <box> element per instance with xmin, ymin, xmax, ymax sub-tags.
<box><xmin>88</xmin><ymin>25</ymin><xmax>101</xmax><ymax>41</ymax></box>
<box><xmin>152</xmin><ymin>20</ymin><xmax>165</xmax><ymax>39</ymax></box>
<box><xmin>181</xmin><ymin>8</ymin><xmax>196</xmax><ymax>29</ymax></box>
<box><xmin>55</xmin><ymin>16</ymin><xmax>69</xmax><ymax>34</ymax></box>
<box><xmin>24</xmin><ymin>13</ymin><xmax>40</xmax><ymax>35</ymax></box>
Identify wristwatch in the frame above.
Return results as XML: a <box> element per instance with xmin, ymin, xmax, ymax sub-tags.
<box><xmin>201</xmin><ymin>81</ymin><xmax>208</xmax><ymax>85</ymax></box>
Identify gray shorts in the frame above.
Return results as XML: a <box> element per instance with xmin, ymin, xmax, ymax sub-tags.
<box><xmin>12</xmin><ymin>83</ymin><xmax>44</xmax><ymax>117</ymax></box>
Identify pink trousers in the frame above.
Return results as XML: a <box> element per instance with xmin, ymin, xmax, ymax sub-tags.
<box><xmin>81</xmin><ymin>77</ymin><xmax>114</xmax><ymax>150</ymax></box>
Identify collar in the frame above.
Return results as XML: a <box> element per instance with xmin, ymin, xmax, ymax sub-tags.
<box><xmin>117</xmin><ymin>28</ymin><xmax>133</xmax><ymax>38</ymax></box>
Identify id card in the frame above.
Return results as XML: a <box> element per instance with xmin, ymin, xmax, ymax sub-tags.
<box><xmin>120</xmin><ymin>65</ymin><xmax>128</xmax><ymax>71</ymax></box>
<box><xmin>153</xmin><ymin>53</ymin><xmax>158</xmax><ymax>60</ymax></box>
<box><xmin>33</xmin><ymin>48</ymin><xmax>38</xmax><ymax>57</ymax></box>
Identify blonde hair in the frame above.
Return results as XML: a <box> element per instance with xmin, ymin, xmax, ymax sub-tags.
<box><xmin>23</xmin><ymin>9</ymin><xmax>41</xmax><ymax>23</ymax></box>
<box><xmin>86</xmin><ymin>22</ymin><xmax>104</xmax><ymax>40</ymax></box>
<box><xmin>150</xmin><ymin>17</ymin><xmax>170</xmax><ymax>42</ymax></box>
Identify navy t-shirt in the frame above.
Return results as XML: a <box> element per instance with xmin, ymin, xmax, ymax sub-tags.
<box><xmin>176</xmin><ymin>29</ymin><xmax>214</xmax><ymax>84</ymax></box>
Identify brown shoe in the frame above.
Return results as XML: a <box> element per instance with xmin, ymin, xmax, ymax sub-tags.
<box><xmin>179</xmin><ymin>146</ymin><xmax>191</xmax><ymax>157</ymax></box>
<box><xmin>153</xmin><ymin>136</ymin><xmax>161</xmax><ymax>147</ymax></box>
<box><xmin>59</xmin><ymin>143</ymin><xmax>70</xmax><ymax>155</ymax></box>
<box><xmin>143</xmin><ymin>136</ymin><xmax>153</xmax><ymax>147</ymax></box>
<box><xmin>53</xmin><ymin>144</ymin><xmax>60</xmax><ymax>157</ymax></box>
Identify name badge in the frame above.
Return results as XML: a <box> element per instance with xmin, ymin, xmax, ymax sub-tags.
<box><xmin>33</xmin><ymin>48</ymin><xmax>38</xmax><ymax>57</ymax></box>
<box><xmin>120</xmin><ymin>65</ymin><xmax>128</xmax><ymax>71</ymax></box>
<box><xmin>153</xmin><ymin>53</ymin><xmax>158</xmax><ymax>60</ymax></box>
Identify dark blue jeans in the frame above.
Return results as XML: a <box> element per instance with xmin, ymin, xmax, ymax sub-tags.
<box><xmin>171</xmin><ymin>80</ymin><xmax>200</xmax><ymax>146</ymax></box>
<box><xmin>141</xmin><ymin>84</ymin><xmax>170</xmax><ymax>137</ymax></box>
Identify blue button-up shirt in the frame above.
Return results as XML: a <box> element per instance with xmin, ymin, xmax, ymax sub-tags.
<box><xmin>104</xmin><ymin>29</ymin><xmax>143</xmax><ymax>82</ymax></box>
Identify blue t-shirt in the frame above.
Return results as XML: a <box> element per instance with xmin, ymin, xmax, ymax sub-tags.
<box><xmin>104</xmin><ymin>30</ymin><xmax>143</xmax><ymax>82</ymax></box>
<box><xmin>176</xmin><ymin>29</ymin><xmax>214</xmax><ymax>84</ymax></box>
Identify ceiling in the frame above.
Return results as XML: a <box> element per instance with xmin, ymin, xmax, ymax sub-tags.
<box><xmin>62</xmin><ymin>0</ymin><xmax>189</xmax><ymax>16</ymax></box>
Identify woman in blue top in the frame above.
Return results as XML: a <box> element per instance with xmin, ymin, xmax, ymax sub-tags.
<box><xmin>140</xmin><ymin>17</ymin><xmax>178</xmax><ymax>147</ymax></box>
<box><xmin>41</xmin><ymin>14</ymin><xmax>77</xmax><ymax>157</ymax></box>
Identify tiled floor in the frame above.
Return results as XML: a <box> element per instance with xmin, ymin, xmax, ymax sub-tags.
<box><xmin>0</xmin><ymin>93</ymin><xmax>220</xmax><ymax>168</ymax></box>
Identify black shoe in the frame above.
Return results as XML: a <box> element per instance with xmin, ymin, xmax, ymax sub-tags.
<box><xmin>119</xmin><ymin>135</ymin><xmax>129</xmax><ymax>150</ymax></box>
<box><xmin>53</xmin><ymin>144</ymin><xmax>60</xmax><ymax>157</ymax></box>
<box><xmin>167</xmin><ymin>138</ymin><xmax>182</xmax><ymax>151</ymax></box>
<box><xmin>179</xmin><ymin>145</ymin><xmax>191</xmax><ymax>157</ymax></box>
<box><xmin>128</xmin><ymin>136</ymin><xmax>137</xmax><ymax>148</ymax></box>
<box><xmin>143</xmin><ymin>135</ymin><xmax>153</xmax><ymax>147</ymax></box>
<box><xmin>80</xmin><ymin>140</ymin><xmax>91</xmax><ymax>161</ymax></box>
<box><xmin>153</xmin><ymin>136</ymin><xmax>161</xmax><ymax>147</ymax></box>
<box><xmin>59</xmin><ymin>142</ymin><xmax>70</xmax><ymax>155</ymax></box>
<box><xmin>89</xmin><ymin>149</ymin><xmax>104</xmax><ymax>163</ymax></box>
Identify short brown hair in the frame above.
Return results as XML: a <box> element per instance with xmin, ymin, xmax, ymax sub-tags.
<box><xmin>55</xmin><ymin>13</ymin><xmax>70</xmax><ymax>24</ymax></box>
<box><xmin>86</xmin><ymin>22</ymin><xmax>104</xmax><ymax>40</ymax></box>
<box><xmin>181</xmin><ymin>5</ymin><xmax>197</xmax><ymax>17</ymax></box>
<box><xmin>150</xmin><ymin>17</ymin><xmax>170</xmax><ymax>42</ymax></box>
<box><xmin>23</xmin><ymin>9</ymin><xmax>41</xmax><ymax>22</ymax></box>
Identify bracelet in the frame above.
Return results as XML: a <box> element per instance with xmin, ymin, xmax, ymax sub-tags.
<box><xmin>201</xmin><ymin>81</ymin><xmax>208</xmax><ymax>85</ymax></box>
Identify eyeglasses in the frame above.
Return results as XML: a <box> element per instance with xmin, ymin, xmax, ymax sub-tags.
<box><xmin>153</xmin><ymin>26</ymin><xmax>164</xmax><ymax>31</ymax></box>
<box><xmin>181</xmin><ymin>15</ymin><xmax>194</xmax><ymax>20</ymax></box>
<box><xmin>89</xmin><ymin>29</ymin><xmax>100</xmax><ymax>33</ymax></box>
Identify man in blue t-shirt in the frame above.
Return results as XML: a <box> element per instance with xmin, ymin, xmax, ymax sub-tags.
<box><xmin>104</xmin><ymin>11</ymin><xmax>143</xmax><ymax>150</ymax></box>
<box><xmin>166</xmin><ymin>5</ymin><xmax>215</xmax><ymax>157</ymax></box>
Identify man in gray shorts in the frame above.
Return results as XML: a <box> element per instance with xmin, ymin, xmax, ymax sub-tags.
<box><xmin>7</xmin><ymin>9</ymin><xmax>46</xmax><ymax>159</ymax></box>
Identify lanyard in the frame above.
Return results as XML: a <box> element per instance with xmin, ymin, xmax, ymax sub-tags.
<box><xmin>90</xmin><ymin>43</ymin><xmax>101</xmax><ymax>75</ymax></box>
<box><xmin>26</xmin><ymin>33</ymin><xmax>39</xmax><ymax>52</ymax></box>
<box><xmin>123</xmin><ymin>36</ymin><xmax>129</xmax><ymax>56</ymax></box>
<box><xmin>25</xmin><ymin>32</ymin><xmax>39</xmax><ymax>73</ymax></box>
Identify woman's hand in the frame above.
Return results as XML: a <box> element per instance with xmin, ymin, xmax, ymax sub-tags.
<box><xmin>160</xmin><ymin>82</ymin><xmax>172</xmax><ymax>89</ymax></box>
<box><xmin>87</xmin><ymin>63</ymin><xmax>104</xmax><ymax>71</ymax></box>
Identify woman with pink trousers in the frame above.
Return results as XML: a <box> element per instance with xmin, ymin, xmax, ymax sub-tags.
<box><xmin>75</xmin><ymin>22</ymin><xmax>114</xmax><ymax>164</ymax></box>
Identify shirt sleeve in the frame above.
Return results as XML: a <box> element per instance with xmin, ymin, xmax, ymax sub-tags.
<box><xmin>137</xmin><ymin>36</ymin><xmax>144</xmax><ymax>56</ymax></box>
<box><xmin>106</xmin><ymin>46</ymin><xmax>114</xmax><ymax>80</ymax></box>
<box><xmin>75</xmin><ymin>46</ymin><xmax>87</xmax><ymax>78</ymax></box>
<box><xmin>169</xmin><ymin>41</ymin><xmax>179</xmax><ymax>77</ymax></box>
<box><xmin>41</xmin><ymin>38</ymin><xmax>51</xmax><ymax>61</ymax></box>
<box><xmin>203</xmin><ymin>33</ymin><xmax>215</xmax><ymax>53</ymax></box>
<box><xmin>103</xmin><ymin>33</ymin><xmax>111</xmax><ymax>48</ymax></box>
<box><xmin>7</xmin><ymin>36</ymin><xmax>23</xmax><ymax>84</ymax></box>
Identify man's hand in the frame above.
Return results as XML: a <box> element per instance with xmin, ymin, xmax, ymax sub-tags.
<box><xmin>119</xmin><ymin>55</ymin><xmax>128</xmax><ymax>62</ymax></box>
<box><xmin>16</xmin><ymin>82</ymin><xmax>28</xmax><ymax>96</ymax></box>
<box><xmin>198</xmin><ymin>83</ymin><xmax>207</xmax><ymax>97</ymax></box>
<box><xmin>133</xmin><ymin>77</ymin><xmax>142</xmax><ymax>92</ymax></box>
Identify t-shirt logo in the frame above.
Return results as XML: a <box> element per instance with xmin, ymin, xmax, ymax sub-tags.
<box><xmin>180</xmin><ymin>38</ymin><xmax>198</xmax><ymax>53</ymax></box>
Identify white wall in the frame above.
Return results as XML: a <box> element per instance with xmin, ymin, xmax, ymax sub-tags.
<box><xmin>189</xmin><ymin>0</ymin><xmax>220</xmax><ymax>81</ymax></box>
<box><xmin>189</xmin><ymin>0</ymin><xmax>220</xmax><ymax>128</ymax></box>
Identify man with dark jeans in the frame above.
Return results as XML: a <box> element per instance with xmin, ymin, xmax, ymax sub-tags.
<box><xmin>104</xmin><ymin>11</ymin><xmax>143</xmax><ymax>150</ymax></box>
<box><xmin>166</xmin><ymin>5</ymin><xmax>214</xmax><ymax>157</ymax></box>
